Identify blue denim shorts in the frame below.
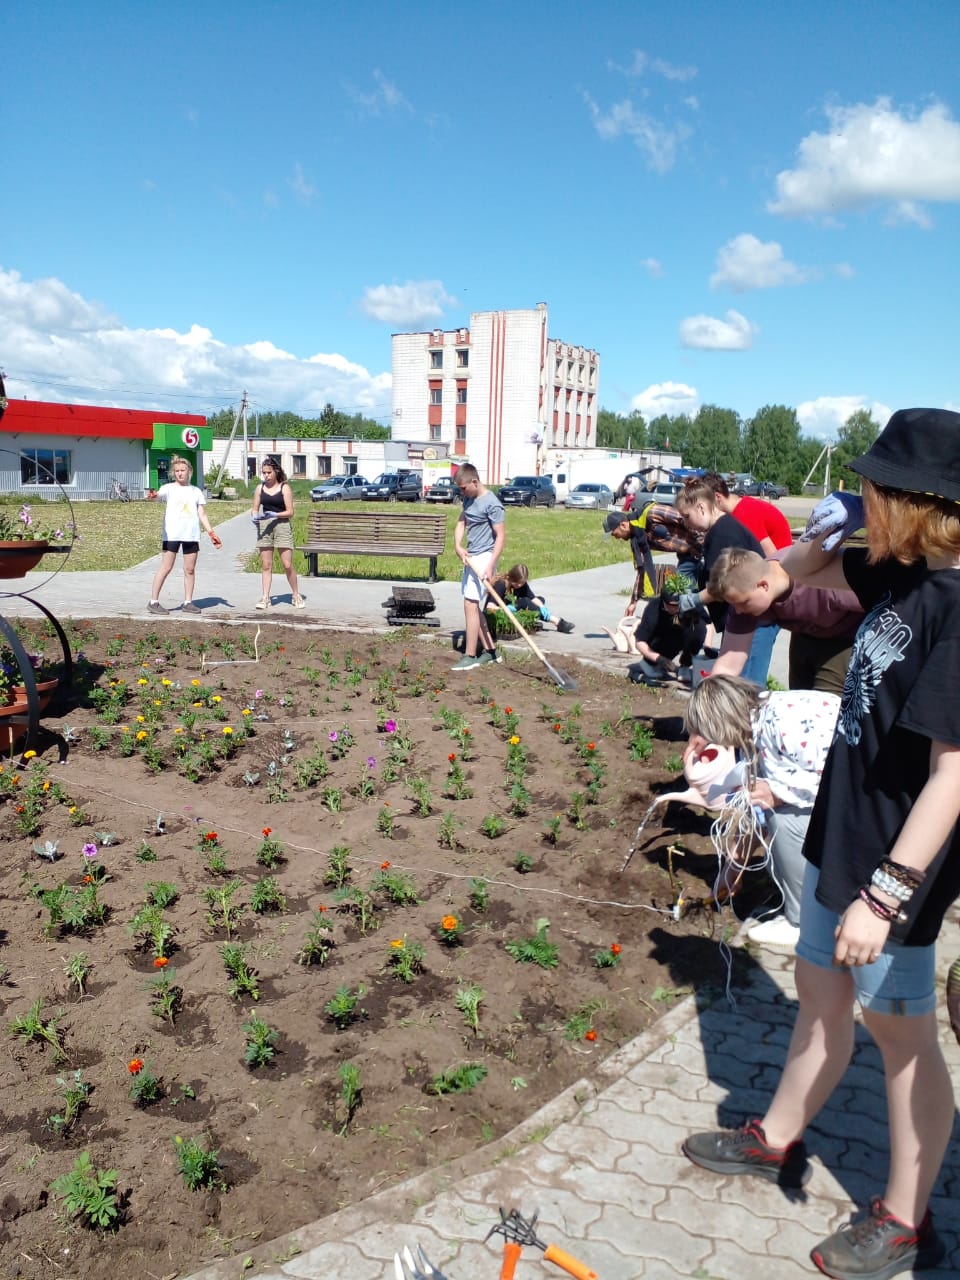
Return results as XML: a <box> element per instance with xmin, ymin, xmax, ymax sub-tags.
<box><xmin>796</xmin><ymin>866</ymin><xmax>936</xmax><ymax>1016</ymax></box>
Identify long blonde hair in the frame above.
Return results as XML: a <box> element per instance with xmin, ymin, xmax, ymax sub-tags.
<box><xmin>683</xmin><ymin>675</ymin><xmax>763</xmax><ymax>783</ymax></box>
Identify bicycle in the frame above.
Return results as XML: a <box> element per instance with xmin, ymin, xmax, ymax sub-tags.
<box><xmin>108</xmin><ymin>478</ymin><xmax>132</xmax><ymax>501</ymax></box>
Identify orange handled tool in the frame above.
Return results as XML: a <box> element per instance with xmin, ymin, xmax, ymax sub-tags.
<box><xmin>486</xmin><ymin>1208</ymin><xmax>599</xmax><ymax>1280</ymax></box>
<box><xmin>498</xmin><ymin>1240</ymin><xmax>522</xmax><ymax>1279</ymax></box>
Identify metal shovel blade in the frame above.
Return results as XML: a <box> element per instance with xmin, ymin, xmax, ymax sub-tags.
<box><xmin>481</xmin><ymin>575</ymin><xmax>578</xmax><ymax>692</ymax></box>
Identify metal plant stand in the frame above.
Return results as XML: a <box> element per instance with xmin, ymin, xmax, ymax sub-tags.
<box><xmin>0</xmin><ymin>594</ymin><xmax>74</xmax><ymax>758</ymax></box>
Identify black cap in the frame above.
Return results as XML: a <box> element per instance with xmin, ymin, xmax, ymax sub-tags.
<box><xmin>848</xmin><ymin>408</ymin><xmax>960</xmax><ymax>502</ymax></box>
<box><xmin>603</xmin><ymin>509</ymin><xmax>631</xmax><ymax>535</ymax></box>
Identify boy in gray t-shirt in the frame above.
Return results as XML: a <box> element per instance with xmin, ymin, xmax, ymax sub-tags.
<box><xmin>452</xmin><ymin>464</ymin><xmax>505</xmax><ymax>670</ymax></box>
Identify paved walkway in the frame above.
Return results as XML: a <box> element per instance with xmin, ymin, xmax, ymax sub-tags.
<box><xmin>4</xmin><ymin>515</ymin><xmax>957</xmax><ymax>1278</ymax></box>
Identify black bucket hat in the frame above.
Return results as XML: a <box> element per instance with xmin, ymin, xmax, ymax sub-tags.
<box><xmin>848</xmin><ymin>408</ymin><xmax>960</xmax><ymax>502</ymax></box>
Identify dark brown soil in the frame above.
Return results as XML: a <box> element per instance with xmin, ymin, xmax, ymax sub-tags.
<box><xmin>0</xmin><ymin>619</ymin><xmax>761</xmax><ymax>1279</ymax></box>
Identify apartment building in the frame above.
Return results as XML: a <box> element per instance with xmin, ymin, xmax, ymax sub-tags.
<box><xmin>391</xmin><ymin>303</ymin><xmax>599</xmax><ymax>484</ymax></box>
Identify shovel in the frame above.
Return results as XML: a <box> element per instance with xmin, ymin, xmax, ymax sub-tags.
<box><xmin>479</xmin><ymin>570</ymin><xmax>578</xmax><ymax>692</ymax></box>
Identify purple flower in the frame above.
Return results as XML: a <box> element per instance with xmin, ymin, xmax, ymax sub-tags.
<box><xmin>254</xmin><ymin>689</ymin><xmax>264</xmax><ymax>699</ymax></box>
<box><xmin>82</xmin><ymin>843</ymin><xmax>98</xmax><ymax>859</ymax></box>
<box><xmin>329</xmin><ymin>731</ymin><xmax>339</xmax><ymax>742</ymax></box>
<box><xmin>383</xmin><ymin>719</ymin><xmax>397</xmax><ymax>734</ymax></box>
<box><xmin>366</xmin><ymin>757</ymin><xmax>377</xmax><ymax>769</ymax></box>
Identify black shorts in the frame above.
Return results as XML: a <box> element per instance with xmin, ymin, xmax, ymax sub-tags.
<box><xmin>161</xmin><ymin>540</ymin><xmax>200</xmax><ymax>555</ymax></box>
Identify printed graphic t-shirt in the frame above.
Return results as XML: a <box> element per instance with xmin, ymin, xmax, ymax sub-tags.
<box><xmin>804</xmin><ymin>549</ymin><xmax>960</xmax><ymax>945</ymax></box>
<box><xmin>158</xmin><ymin>482</ymin><xmax>206</xmax><ymax>542</ymax></box>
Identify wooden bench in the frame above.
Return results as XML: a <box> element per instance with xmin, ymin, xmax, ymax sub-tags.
<box><xmin>297</xmin><ymin>510</ymin><xmax>448</xmax><ymax>583</ymax></box>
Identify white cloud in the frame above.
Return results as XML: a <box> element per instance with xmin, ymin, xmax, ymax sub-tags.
<box><xmin>638</xmin><ymin>257</ymin><xmax>664</xmax><ymax>278</ymax></box>
<box><xmin>679</xmin><ymin>310</ymin><xmax>756</xmax><ymax>350</ymax></box>
<box><xmin>796</xmin><ymin>395</ymin><xmax>893</xmax><ymax>441</ymax></box>
<box><xmin>0</xmin><ymin>266</ymin><xmax>391</xmax><ymax>417</ymax></box>
<box><xmin>583</xmin><ymin>92</ymin><xmax>692</xmax><ymax>172</ymax></box>
<box><xmin>289</xmin><ymin>162</ymin><xmax>319</xmax><ymax>204</ymax></box>
<box><xmin>769</xmin><ymin>98</ymin><xmax>960</xmax><ymax>219</ymax></box>
<box><xmin>347</xmin><ymin>68</ymin><xmax>413</xmax><ymax>116</ymax></box>
<box><xmin>630</xmin><ymin>381</ymin><xmax>699</xmax><ymax>418</ymax></box>
<box><xmin>359</xmin><ymin>280</ymin><xmax>455</xmax><ymax>326</ymax></box>
<box><xmin>610</xmin><ymin>50</ymin><xmax>698</xmax><ymax>82</ymax></box>
<box><xmin>710</xmin><ymin>233</ymin><xmax>812</xmax><ymax>291</ymax></box>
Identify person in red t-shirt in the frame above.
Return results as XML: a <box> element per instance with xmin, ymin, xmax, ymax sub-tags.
<box><xmin>705</xmin><ymin>472</ymin><xmax>792</xmax><ymax>553</ymax></box>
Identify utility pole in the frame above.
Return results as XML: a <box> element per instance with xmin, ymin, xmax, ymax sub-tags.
<box><xmin>802</xmin><ymin>443</ymin><xmax>833</xmax><ymax>496</ymax></box>
<box><xmin>209</xmin><ymin>392</ymin><xmax>248</xmax><ymax>494</ymax></box>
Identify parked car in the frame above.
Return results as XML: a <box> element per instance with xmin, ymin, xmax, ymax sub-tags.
<box><xmin>361</xmin><ymin>471</ymin><xmax>423</xmax><ymax>502</ymax></box>
<box><xmin>646</xmin><ymin>481</ymin><xmax>683</xmax><ymax>505</ymax></box>
<box><xmin>564</xmin><ymin>482</ymin><xmax>614</xmax><ymax>510</ymax></box>
<box><xmin>758</xmin><ymin>480</ymin><xmax>789</xmax><ymax>499</ymax></box>
<box><xmin>498</xmin><ymin>476</ymin><xmax>557</xmax><ymax>507</ymax></box>
<box><xmin>729</xmin><ymin>473</ymin><xmax>761</xmax><ymax>497</ymax></box>
<box><xmin>310</xmin><ymin>475</ymin><xmax>368</xmax><ymax>502</ymax></box>
<box><xmin>425</xmin><ymin>477</ymin><xmax>458</xmax><ymax>504</ymax></box>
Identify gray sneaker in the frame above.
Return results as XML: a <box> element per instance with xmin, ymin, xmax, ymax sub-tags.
<box><xmin>451</xmin><ymin>654</ymin><xmax>481</xmax><ymax>671</ymax></box>
<box><xmin>477</xmin><ymin>648</ymin><xmax>503</xmax><ymax>666</ymax></box>
<box><xmin>147</xmin><ymin>601</ymin><xmax>168</xmax><ymax>615</ymax></box>
<box><xmin>181</xmin><ymin>602</ymin><xmax>201</xmax><ymax>615</ymax></box>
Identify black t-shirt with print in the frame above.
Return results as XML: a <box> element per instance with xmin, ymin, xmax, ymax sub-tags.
<box><xmin>634</xmin><ymin>598</ymin><xmax>707</xmax><ymax>661</ymax></box>
<box><xmin>804</xmin><ymin>549</ymin><xmax>960</xmax><ymax>945</ymax></box>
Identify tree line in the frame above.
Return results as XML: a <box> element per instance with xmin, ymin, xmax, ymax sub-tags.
<box><xmin>209</xmin><ymin>403</ymin><xmax>389</xmax><ymax>441</ymax></box>
<box><xmin>596</xmin><ymin>405</ymin><xmax>881</xmax><ymax>492</ymax></box>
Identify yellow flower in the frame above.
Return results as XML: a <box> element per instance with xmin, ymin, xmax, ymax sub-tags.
<box><xmin>390</xmin><ymin>938</ymin><xmax>404</xmax><ymax>949</ymax></box>
<box><xmin>120</xmin><ymin>725</ymin><xmax>130</xmax><ymax>733</ymax></box>
<box><xmin>222</xmin><ymin>726</ymin><xmax>233</xmax><ymax>735</ymax></box>
<box><xmin>161</xmin><ymin>678</ymin><xmax>172</xmax><ymax>687</ymax></box>
<box><xmin>153</xmin><ymin>699</ymin><xmax>162</xmax><ymax>706</ymax></box>
<box><xmin>23</xmin><ymin>749</ymin><xmax>37</xmax><ymax>760</ymax></box>
<box><xmin>42</xmin><ymin>781</ymin><xmax>50</xmax><ymax>792</ymax></box>
<box><xmin>136</xmin><ymin>715</ymin><xmax>145</xmax><ymax>723</ymax></box>
<box><xmin>192</xmin><ymin>701</ymin><xmax>203</xmax><ymax>707</ymax></box>
<box><xmin>241</xmin><ymin>708</ymin><xmax>251</xmax><ymax>717</ymax></box>
<box><xmin>191</xmin><ymin>679</ymin><xmax>201</xmax><ymax>687</ymax></box>
<box><xmin>174</xmin><ymin>726</ymin><xmax>184</xmax><ymax>735</ymax></box>
<box><xmin>68</xmin><ymin>805</ymin><xmax>77</xmax><ymax>814</ymax></box>
<box><xmin>509</xmin><ymin>735</ymin><xmax>520</xmax><ymax>746</ymax></box>
<box><xmin>136</xmin><ymin>730</ymin><xmax>148</xmax><ymax>741</ymax></box>
<box><xmin>137</xmin><ymin>678</ymin><xmax>148</xmax><ymax>686</ymax></box>
<box><xmin>212</xmin><ymin>695</ymin><xmax>222</xmax><ymax>704</ymax></box>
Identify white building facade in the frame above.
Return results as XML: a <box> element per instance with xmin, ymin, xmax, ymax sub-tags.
<box><xmin>391</xmin><ymin>303</ymin><xmax>600</xmax><ymax>484</ymax></box>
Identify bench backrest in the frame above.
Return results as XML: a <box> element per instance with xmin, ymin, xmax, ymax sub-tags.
<box><xmin>304</xmin><ymin>510</ymin><xmax>447</xmax><ymax>549</ymax></box>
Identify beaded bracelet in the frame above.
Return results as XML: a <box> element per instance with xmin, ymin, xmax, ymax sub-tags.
<box><xmin>881</xmin><ymin>858</ymin><xmax>925</xmax><ymax>888</ymax></box>
<box><xmin>859</xmin><ymin>885</ymin><xmax>906</xmax><ymax>925</ymax></box>
<box><xmin>871</xmin><ymin>868</ymin><xmax>914</xmax><ymax>902</ymax></box>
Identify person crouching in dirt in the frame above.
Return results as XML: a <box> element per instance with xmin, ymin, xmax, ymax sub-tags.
<box><xmin>605</xmin><ymin>577</ymin><xmax>706</xmax><ymax>683</ymax></box>
<box><xmin>487</xmin><ymin>563</ymin><xmax>575</xmax><ymax>633</ymax></box>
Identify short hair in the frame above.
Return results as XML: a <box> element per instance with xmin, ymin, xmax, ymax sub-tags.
<box><xmin>456</xmin><ymin>463</ymin><xmax>480</xmax><ymax>484</ymax></box>
<box><xmin>683</xmin><ymin>675</ymin><xmax>762</xmax><ymax>758</ymax></box>
<box><xmin>171</xmin><ymin>455</ymin><xmax>193</xmax><ymax>479</ymax></box>
<box><xmin>675</xmin><ymin>478</ymin><xmax>718</xmax><ymax>513</ymax></box>
<box><xmin>707</xmin><ymin>547</ymin><xmax>766</xmax><ymax>598</ymax></box>
<box><xmin>505</xmin><ymin>563</ymin><xmax>529</xmax><ymax>587</ymax></box>
<box><xmin>703</xmin><ymin>471</ymin><xmax>730</xmax><ymax>499</ymax></box>
<box><xmin>863</xmin><ymin>480</ymin><xmax>960</xmax><ymax>565</ymax></box>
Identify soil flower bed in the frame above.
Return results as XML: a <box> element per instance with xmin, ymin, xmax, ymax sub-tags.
<box><xmin>0</xmin><ymin>619</ymin><xmax>749</xmax><ymax>1279</ymax></box>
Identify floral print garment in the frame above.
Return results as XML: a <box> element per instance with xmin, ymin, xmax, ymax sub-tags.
<box><xmin>753</xmin><ymin>691</ymin><xmax>841</xmax><ymax>810</ymax></box>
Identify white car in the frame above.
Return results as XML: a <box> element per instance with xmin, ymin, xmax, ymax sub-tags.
<box><xmin>565</xmin><ymin>482</ymin><xmax>614</xmax><ymax>510</ymax></box>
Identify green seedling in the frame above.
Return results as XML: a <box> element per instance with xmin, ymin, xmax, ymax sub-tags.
<box><xmin>129</xmin><ymin>1063</ymin><xmax>163</xmax><ymax>1106</ymax></box>
<box><xmin>543</xmin><ymin>813</ymin><xmax>563</xmax><ymax>844</ymax></box>
<box><xmin>437</xmin><ymin>811</ymin><xmax>461</xmax><ymax>849</ymax></box>
<box><xmin>173</xmin><ymin>1134</ymin><xmax>226</xmax><ymax>1191</ymax></box>
<box><xmin>455</xmin><ymin>982</ymin><xmax>484</xmax><ymax>1035</ymax></box>
<box><xmin>593</xmin><ymin>944</ymin><xmax>622</xmax><ymax>969</ymax></box>
<box><xmin>334</xmin><ymin>886</ymin><xmax>378</xmax><ymax>936</ymax></box>
<box><xmin>8</xmin><ymin>998</ymin><xmax>66</xmax><ymax>1062</ymax></box>
<box><xmin>337</xmin><ymin>1062</ymin><xmax>362</xmax><ymax>1135</ymax></box>
<box><xmin>220</xmin><ymin>943</ymin><xmax>259</xmax><ymax>1001</ymax></box>
<box><xmin>145</xmin><ymin>968</ymin><xmax>181</xmax><ymax>1025</ymax></box>
<box><xmin>62</xmin><ymin>951</ymin><xmax>91</xmax><ymax>998</ymax></box>
<box><xmin>407</xmin><ymin>776</ymin><xmax>433</xmax><ymax>816</ymax></box>
<box><xmin>505</xmin><ymin>918</ymin><xmax>559</xmax><ymax>970</ymax></box>
<box><xmin>629</xmin><ymin>721</ymin><xmax>654</xmax><ymax>761</ymax></box>
<box><xmin>250</xmin><ymin>875</ymin><xmax>287</xmax><ymax>914</ymax></box>
<box><xmin>370</xmin><ymin>868</ymin><xmax>420</xmax><ymax>906</ymax></box>
<box><xmin>323</xmin><ymin>844</ymin><xmax>351</xmax><ymax>888</ymax></box>
<box><xmin>242</xmin><ymin>1014</ymin><xmax>279</xmax><ymax>1069</ymax></box>
<box><xmin>427</xmin><ymin>1062</ymin><xmax>487</xmax><ymax>1096</ymax></box>
<box><xmin>324</xmin><ymin>983</ymin><xmax>365</xmax><ymax>1029</ymax></box>
<box><xmin>50</xmin><ymin>1152</ymin><xmax>120</xmax><ymax>1230</ymax></box>
<box><xmin>47</xmin><ymin>1070</ymin><xmax>92</xmax><ymax>1135</ymax></box>
<box><xmin>375</xmin><ymin>806</ymin><xmax>395</xmax><ymax>837</ymax></box>
<box><xmin>468</xmin><ymin>877</ymin><xmax>489</xmax><ymax>912</ymax></box>
<box><xmin>145</xmin><ymin>880</ymin><xmax>179</xmax><ymax>908</ymax></box>
<box><xmin>203</xmin><ymin>879</ymin><xmax>244</xmax><ymax>937</ymax></box>
<box><xmin>567</xmin><ymin>792</ymin><xmax>587</xmax><ymax>830</ymax></box>
<box><xmin>387</xmin><ymin>936</ymin><xmax>424</xmax><ymax>983</ymax></box>
<box><xmin>296</xmin><ymin>912</ymin><xmax>334</xmax><ymax>966</ymax></box>
<box><xmin>514</xmin><ymin>851</ymin><xmax>534</xmax><ymax>874</ymax></box>
<box><xmin>565</xmin><ymin>999</ymin><xmax>605</xmax><ymax>1042</ymax></box>
<box><xmin>480</xmin><ymin>813</ymin><xmax>506</xmax><ymax>839</ymax></box>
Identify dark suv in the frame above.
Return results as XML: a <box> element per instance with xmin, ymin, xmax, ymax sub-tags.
<box><xmin>498</xmin><ymin>476</ymin><xmax>557</xmax><ymax>507</ymax></box>
<box><xmin>361</xmin><ymin>471</ymin><xmax>423</xmax><ymax>502</ymax></box>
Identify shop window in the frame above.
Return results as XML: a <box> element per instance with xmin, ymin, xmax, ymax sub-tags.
<box><xmin>20</xmin><ymin>448</ymin><xmax>72</xmax><ymax>485</ymax></box>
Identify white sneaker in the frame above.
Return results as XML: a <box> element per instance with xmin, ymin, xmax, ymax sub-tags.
<box><xmin>746</xmin><ymin>915</ymin><xmax>800</xmax><ymax>948</ymax></box>
<box><xmin>255</xmin><ymin>597</ymin><xmax>270</xmax><ymax>611</ymax></box>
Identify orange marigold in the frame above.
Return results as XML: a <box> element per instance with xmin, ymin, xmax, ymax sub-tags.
<box><xmin>610</xmin><ymin>943</ymin><xmax>622</xmax><ymax>955</ymax></box>
<box><xmin>262</xmin><ymin>827</ymin><xmax>272</xmax><ymax>837</ymax></box>
<box><xmin>128</xmin><ymin>1058</ymin><xmax>144</xmax><ymax>1075</ymax></box>
<box><xmin>586</xmin><ymin>742</ymin><xmax>596</xmax><ymax>751</ymax></box>
<box><xmin>380</xmin><ymin>860</ymin><xmax>391</xmax><ymax>870</ymax></box>
<box><xmin>447</xmin><ymin>753</ymin><xmax>456</xmax><ymax>762</ymax></box>
<box><xmin>441</xmin><ymin>915</ymin><xmax>458</xmax><ymax>931</ymax></box>
<box><xmin>504</xmin><ymin>706</ymin><xmax>512</xmax><ymax>714</ymax></box>
<box><xmin>584</xmin><ymin>1030</ymin><xmax>597</xmax><ymax>1043</ymax></box>
<box><xmin>153</xmin><ymin>956</ymin><xmax>169</xmax><ymax>969</ymax></box>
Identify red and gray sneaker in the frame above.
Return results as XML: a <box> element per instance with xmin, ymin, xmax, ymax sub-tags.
<box><xmin>682</xmin><ymin>1118</ymin><xmax>811</xmax><ymax>1188</ymax></box>
<box><xmin>811</xmin><ymin>1197</ymin><xmax>945</xmax><ymax>1280</ymax></box>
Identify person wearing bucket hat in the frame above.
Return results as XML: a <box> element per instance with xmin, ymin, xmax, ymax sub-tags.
<box><xmin>683</xmin><ymin>408</ymin><xmax>960</xmax><ymax>1279</ymax></box>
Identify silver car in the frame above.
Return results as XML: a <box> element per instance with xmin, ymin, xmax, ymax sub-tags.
<box><xmin>310</xmin><ymin>475</ymin><xmax>368</xmax><ymax>502</ymax></box>
<box><xmin>564</xmin><ymin>482</ymin><xmax>614</xmax><ymax>510</ymax></box>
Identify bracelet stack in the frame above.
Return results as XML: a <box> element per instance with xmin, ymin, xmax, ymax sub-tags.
<box><xmin>859</xmin><ymin>859</ymin><xmax>926</xmax><ymax>926</ymax></box>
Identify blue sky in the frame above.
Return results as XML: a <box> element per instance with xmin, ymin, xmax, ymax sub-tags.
<box><xmin>3</xmin><ymin>0</ymin><xmax>959</xmax><ymax>439</ymax></box>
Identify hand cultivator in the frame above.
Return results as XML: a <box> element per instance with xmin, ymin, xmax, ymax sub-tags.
<box><xmin>393</xmin><ymin>1206</ymin><xmax>599</xmax><ymax>1279</ymax></box>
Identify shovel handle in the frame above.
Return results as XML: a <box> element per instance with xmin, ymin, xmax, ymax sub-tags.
<box><xmin>480</xmin><ymin>573</ymin><xmax>553</xmax><ymax>665</ymax></box>
<box><xmin>542</xmin><ymin>1243</ymin><xmax>599</xmax><ymax>1280</ymax></box>
<box><xmin>498</xmin><ymin>1241</ymin><xmax>522</xmax><ymax>1279</ymax></box>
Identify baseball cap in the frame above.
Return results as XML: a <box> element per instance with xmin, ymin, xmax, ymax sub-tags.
<box><xmin>847</xmin><ymin>408</ymin><xmax>960</xmax><ymax>502</ymax></box>
<box><xmin>602</xmin><ymin>510</ymin><xmax>631</xmax><ymax>536</ymax></box>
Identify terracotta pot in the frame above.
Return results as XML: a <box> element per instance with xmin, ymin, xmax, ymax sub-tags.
<box><xmin>12</xmin><ymin>677</ymin><xmax>59</xmax><ymax>711</ymax></box>
<box><xmin>0</xmin><ymin>539</ymin><xmax>50</xmax><ymax>577</ymax></box>
<box><xmin>0</xmin><ymin>695</ymin><xmax>30</xmax><ymax>751</ymax></box>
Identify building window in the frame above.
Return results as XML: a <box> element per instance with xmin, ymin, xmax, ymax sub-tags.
<box><xmin>456</xmin><ymin>348</ymin><xmax>469</xmax><ymax>368</ymax></box>
<box><xmin>429</xmin><ymin>350</ymin><xmax>443</xmax><ymax>369</ymax></box>
<box><xmin>317</xmin><ymin>457</ymin><xmax>332</xmax><ymax>478</ymax></box>
<box><xmin>430</xmin><ymin>388</ymin><xmax>442</xmax><ymax>406</ymax></box>
<box><xmin>456</xmin><ymin>387</ymin><xmax>467</xmax><ymax>404</ymax></box>
<box><xmin>343</xmin><ymin>460</ymin><xmax>358</xmax><ymax>476</ymax></box>
<box><xmin>291</xmin><ymin>455</ymin><xmax>306</xmax><ymax>476</ymax></box>
<box><xmin>456</xmin><ymin>423</ymin><xmax>466</xmax><ymax>441</ymax></box>
<box><xmin>20</xmin><ymin>448</ymin><xmax>72</xmax><ymax>485</ymax></box>
<box><xmin>429</xmin><ymin>424</ymin><xmax>442</xmax><ymax>441</ymax></box>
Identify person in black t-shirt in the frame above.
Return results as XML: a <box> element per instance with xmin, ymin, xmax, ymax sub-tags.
<box><xmin>683</xmin><ymin>409</ymin><xmax>960</xmax><ymax>1279</ymax></box>
<box><xmin>675</xmin><ymin>478</ymin><xmax>763</xmax><ymax>634</ymax></box>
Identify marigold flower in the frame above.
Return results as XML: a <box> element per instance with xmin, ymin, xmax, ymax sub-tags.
<box><xmin>584</xmin><ymin>1029</ymin><xmax>597</xmax><ymax>1043</ymax></box>
<box><xmin>223</xmin><ymin>726</ymin><xmax>233</xmax><ymax>735</ymax></box>
<box><xmin>448</xmin><ymin>753</ymin><xmax>456</xmax><ymax>762</ymax></box>
<box><xmin>212</xmin><ymin>695</ymin><xmax>222</xmax><ymax>703</ymax></box>
<box><xmin>161</xmin><ymin>678</ymin><xmax>172</xmax><ymax>687</ymax></box>
<box><xmin>242</xmin><ymin>708</ymin><xmax>252</xmax><ymax>716</ymax></box>
<box><xmin>553</xmin><ymin>723</ymin><xmax>561</xmax><ymax>732</ymax></box>
<box><xmin>317</xmin><ymin>904</ymin><xmax>327</xmax><ymax>912</ymax></box>
<box><xmin>262</xmin><ymin>827</ymin><xmax>272</xmax><ymax>837</ymax></box>
<box><xmin>136</xmin><ymin>714</ymin><xmax>146</xmax><ymax>723</ymax></box>
<box><xmin>380</xmin><ymin>860</ymin><xmax>391</xmax><ymax>870</ymax></box>
<box><xmin>174</xmin><ymin>726</ymin><xmax>184</xmax><ymax>734</ymax></box>
<box><xmin>191</xmin><ymin>679</ymin><xmax>201</xmax><ymax>687</ymax></box>
<box><xmin>610</xmin><ymin>943</ymin><xmax>621</xmax><ymax>955</ymax></box>
<box><xmin>153</xmin><ymin>699</ymin><xmax>162</xmax><ymax>707</ymax></box>
<box><xmin>504</xmin><ymin>706</ymin><xmax>512</xmax><ymax>714</ymax></box>
<box><xmin>192</xmin><ymin>701</ymin><xmax>203</xmax><ymax>708</ymax></box>
<box><xmin>83</xmin><ymin>874</ymin><xmax>93</xmax><ymax>884</ymax></box>
<box><xmin>390</xmin><ymin>938</ymin><xmax>404</xmax><ymax>949</ymax></box>
<box><xmin>587</xmin><ymin>742</ymin><xmax>596</xmax><ymax>752</ymax></box>
<box><xmin>42</xmin><ymin>781</ymin><xmax>50</xmax><ymax>792</ymax></box>
<box><xmin>203</xmin><ymin>831</ymin><xmax>218</xmax><ymax>842</ymax></box>
<box><xmin>137</xmin><ymin>678</ymin><xmax>148</xmax><ymax>686</ymax></box>
<box><xmin>153</xmin><ymin>956</ymin><xmax>169</xmax><ymax>969</ymax></box>
<box><xmin>509</xmin><ymin>735</ymin><xmax>520</xmax><ymax>746</ymax></box>
<box><xmin>128</xmin><ymin>1058</ymin><xmax>144</xmax><ymax>1075</ymax></box>
<box><xmin>441</xmin><ymin>915</ymin><xmax>458</xmax><ymax>931</ymax></box>
<box><xmin>23</xmin><ymin>749</ymin><xmax>37</xmax><ymax>760</ymax></box>
<box><xmin>136</xmin><ymin>730</ymin><xmax>148</xmax><ymax>741</ymax></box>
<box><xmin>68</xmin><ymin>805</ymin><xmax>77</xmax><ymax>814</ymax></box>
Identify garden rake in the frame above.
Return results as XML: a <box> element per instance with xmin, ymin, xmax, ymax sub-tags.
<box><xmin>480</xmin><ymin>573</ymin><xmax>578</xmax><ymax>692</ymax></box>
<box><xmin>485</xmin><ymin>1207</ymin><xmax>599</xmax><ymax>1279</ymax></box>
